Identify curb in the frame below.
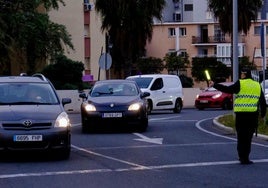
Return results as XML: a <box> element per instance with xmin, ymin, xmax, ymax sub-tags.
<box><xmin>213</xmin><ymin>115</ymin><xmax>268</xmax><ymax>140</ymax></box>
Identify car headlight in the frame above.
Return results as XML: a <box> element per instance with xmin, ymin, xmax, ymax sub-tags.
<box><xmin>84</xmin><ymin>103</ymin><xmax>96</xmax><ymax>111</ymax></box>
<box><xmin>55</xmin><ymin>112</ymin><xmax>70</xmax><ymax>128</ymax></box>
<box><xmin>128</xmin><ymin>103</ymin><xmax>141</xmax><ymax>111</ymax></box>
<box><xmin>212</xmin><ymin>93</ymin><xmax>222</xmax><ymax>99</ymax></box>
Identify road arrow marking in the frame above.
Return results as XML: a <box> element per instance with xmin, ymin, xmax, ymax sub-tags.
<box><xmin>133</xmin><ymin>133</ymin><xmax>163</xmax><ymax>144</ymax></box>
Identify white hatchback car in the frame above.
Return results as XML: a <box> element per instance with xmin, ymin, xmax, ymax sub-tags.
<box><xmin>126</xmin><ymin>74</ymin><xmax>183</xmax><ymax>114</ymax></box>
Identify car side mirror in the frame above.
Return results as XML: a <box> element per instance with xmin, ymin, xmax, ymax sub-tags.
<box><xmin>62</xmin><ymin>98</ymin><xmax>72</xmax><ymax>106</ymax></box>
<box><xmin>141</xmin><ymin>92</ymin><xmax>150</xmax><ymax>98</ymax></box>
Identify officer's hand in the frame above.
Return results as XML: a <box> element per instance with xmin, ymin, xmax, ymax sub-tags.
<box><xmin>209</xmin><ymin>80</ymin><xmax>214</xmax><ymax>87</ymax></box>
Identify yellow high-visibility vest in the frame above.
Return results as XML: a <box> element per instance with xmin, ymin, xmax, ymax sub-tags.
<box><xmin>234</xmin><ymin>79</ymin><xmax>261</xmax><ymax>112</ymax></box>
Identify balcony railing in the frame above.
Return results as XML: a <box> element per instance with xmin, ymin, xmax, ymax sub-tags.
<box><xmin>192</xmin><ymin>35</ymin><xmax>245</xmax><ymax>44</ymax></box>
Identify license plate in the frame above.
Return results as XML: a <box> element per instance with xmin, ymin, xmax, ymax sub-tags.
<box><xmin>102</xmin><ymin>112</ymin><xmax>122</xmax><ymax>118</ymax></box>
<box><xmin>13</xmin><ymin>135</ymin><xmax>43</xmax><ymax>142</ymax></box>
<box><xmin>200</xmin><ymin>100</ymin><xmax>208</xmax><ymax>103</ymax></box>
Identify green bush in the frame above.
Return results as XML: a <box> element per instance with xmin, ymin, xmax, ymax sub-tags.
<box><xmin>42</xmin><ymin>55</ymin><xmax>85</xmax><ymax>90</ymax></box>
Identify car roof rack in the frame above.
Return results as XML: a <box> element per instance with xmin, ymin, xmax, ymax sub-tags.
<box><xmin>32</xmin><ymin>73</ymin><xmax>47</xmax><ymax>81</ymax></box>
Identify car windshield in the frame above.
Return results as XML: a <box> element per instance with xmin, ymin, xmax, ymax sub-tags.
<box><xmin>90</xmin><ymin>83</ymin><xmax>138</xmax><ymax>97</ymax></box>
<box><xmin>128</xmin><ymin>77</ymin><xmax>153</xmax><ymax>89</ymax></box>
<box><xmin>0</xmin><ymin>83</ymin><xmax>59</xmax><ymax>105</ymax></box>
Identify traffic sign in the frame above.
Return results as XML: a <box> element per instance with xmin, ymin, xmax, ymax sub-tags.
<box><xmin>99</xmin><ymin>53</ymin><xmax>112</xmax><ymax>70</ymax></box>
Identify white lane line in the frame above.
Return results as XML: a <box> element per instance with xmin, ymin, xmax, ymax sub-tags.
<box><xmin>196</xmin><ymin>117</ymin><xmax>268</xmax><ymax>147</ymax></box>
<box><xmin>1</xmin><ymin>159</ymin><xmax>268</xmax><ymax>179</ymax></box>
<box><xmin>2</xmin><ymin>116</ymin><xmax>268</xmax><ymax>179</ymax></box>
<box><xmin>71</xmin><ymin>145</ymin><xmax>149</xmax><ymax>169</ymax></box>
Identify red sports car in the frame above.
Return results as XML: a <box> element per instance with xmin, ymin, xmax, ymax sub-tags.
<box><xmin>195</xmin><ymin>82</ymin><xmax>233</xmax><ymax>110</ymax></box>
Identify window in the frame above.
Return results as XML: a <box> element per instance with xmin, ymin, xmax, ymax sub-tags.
<box><xmin>184</xmin><ymin>4</ymin><xmax>193</xmax><ymax>11</ymax></box>
<box><xmin>168</xmin><ymin>28</ymin><xmax>176</xmax><ymax>37</ymax></box>
<box><xmin>179</xmin><ymin>28</ymin><xmax>186</xmax><ymax>36</ymax></box>
<box><xmin>255</xmin><ymin>26</ymin><xmax>261</xmax><ymax>35</ymax></box>
<box><xmin>151</xmin><ymin>78</ymin><xmax>163</xmax><ymax>91</ymax></box>
<box><xmin>180</xmin><ymin>50</ymin><xmax>187</xmax><ymax>57</ymax></box>
<box><xmin>254</xmin><ymin>25</ymin><xmax>268</xmax><ymax>35</ymax></box>
<box><xmin>173</xmin><ymin>13</ymin><xmax>181</xmax><ymax>22</ymax></box>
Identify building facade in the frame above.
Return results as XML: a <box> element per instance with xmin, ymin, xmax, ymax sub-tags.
<box><xmin>49</xmin><ymin>0</ymin><xmax>107</xmax><ymax>82</ymax></box>
<box><xmin>48</xmin><ymin>0</ymin><xmax>268</xmax><ymax>88</ymax></box>
<box><xmin>146</xmin><ymin>0</ymin><xmax>268</xmax><ymax>88</ymax></box>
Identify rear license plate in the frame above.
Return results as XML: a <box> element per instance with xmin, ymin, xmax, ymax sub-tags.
<box><xmin>13</xmin><ymin>135</ymin><xmax>43</xmax><ymax>142</ymax></box>
<box><xmin>200</xmin><ymin>100</ymin><xmax>208</xmax><ymax>103</ymax></box>
<box><xmin>102</xmin><ymin>112</ymin><xmax>123</xmax><ymax>118</ymax></box>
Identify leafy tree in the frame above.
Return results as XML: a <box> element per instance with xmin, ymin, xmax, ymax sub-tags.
<box><xmin>134</xmin><ymin>57</ymin><xmax>164</xmax><ymax>74</ymax></box>
<box><xmin>238</xmin><ymin>56</ymin><xmax>256</xmax><ymax>72</ymax></box>
<box><xmin>179</xmin><ymin>75</ymin><xmax>193</xmax><ymax>88</ymax></box>
<box><xmin>191</xmin><ymin>57</ymin><xmax>230</xmax><ymax>85</ymax></box>
<box><xmin>0</xmin><ymin>0</ymin><xmax>74</xmax><ymax>75</ymax></box>
<box><xmin>42</xmin><ymin>55</ymin><xmax>84</xmax><ymax>90</ymax></box>
<box><xmin>164</xmin><ymin>52</ymin><xmax>190</xmax><ymax>75</ymax></box>
<box><xmin>94</xmin><ymin>0</ymin><xmax>166</xmax><ymax>78</ymax></box>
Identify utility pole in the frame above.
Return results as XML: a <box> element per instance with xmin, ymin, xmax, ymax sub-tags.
<box><xmin>233</xmin><ymin>0</ymin><xmax>238</xmax><ymax>82</ymax></box>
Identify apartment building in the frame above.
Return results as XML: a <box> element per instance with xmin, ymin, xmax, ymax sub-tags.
<box><xmin>146</xmin><ymin>0</ymin><xmax>268</xmax><ymax>87</ymax></box>
<box><xmin>48</xmin><ymin>0</ymin><xmax>268</xmax><ymax>87</ymax></box>
<box><xmin>49</xmin><ymin>0</ymin><xmax>106</xmax><ymax>82</ymax></box>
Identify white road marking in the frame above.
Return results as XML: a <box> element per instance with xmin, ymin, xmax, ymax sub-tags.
<box><xmin>196</xmin><ymin>117</ymin><xmax>268</xmax><ymax>147</ymax></box>
<box><xmin>1</xmin><ymin>158</ymin><xmax>268</xmax><ymax>179</ymax></box>
<box><xmin>133</xmin><ymin>133</ymin><xmax>163</xmax><ymax>144</ymax></box>
<box><xmin>1</xmin><ymin>117</ymin><xmax>268</xmax><ymax>179</ymax></box>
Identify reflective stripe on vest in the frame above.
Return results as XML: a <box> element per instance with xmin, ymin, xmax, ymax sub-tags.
<box><xmin>234</xmin><ymin>79</ymin><xmax>261</xmax><ymax>112</ymax></box>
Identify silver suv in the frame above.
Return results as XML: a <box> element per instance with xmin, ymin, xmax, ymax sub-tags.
<box><xmin>0</xmin><ymin>73</ymin><xmax>72</xmax><ymax>159</ymax></box>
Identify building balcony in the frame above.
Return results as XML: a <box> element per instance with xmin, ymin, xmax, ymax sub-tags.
<box><xmin>192</xmin><ymin>35</ymin><xmax>245</xmax><ymax>45</ymax></box>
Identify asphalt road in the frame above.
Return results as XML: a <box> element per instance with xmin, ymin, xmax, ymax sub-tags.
<box><xmin>1</xmin><ymin>108</ymin><xmax>268</xmax><ymax>188</ymax></box>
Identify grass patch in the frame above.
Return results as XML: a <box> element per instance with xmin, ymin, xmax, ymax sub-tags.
<box><xmin>218</xmin><ymin>112</ymin><xmax>268</xmax><ymax>135</ymax></box>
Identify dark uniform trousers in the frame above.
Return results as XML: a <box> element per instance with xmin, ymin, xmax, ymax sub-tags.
<box><xmin>235</xmin><ymin>112</ymin><xmax>259</xmax><ymax>161</ymax></box>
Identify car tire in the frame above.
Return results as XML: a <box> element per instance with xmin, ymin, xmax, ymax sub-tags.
<box><xmin>147</xmin><ymin>100</ymin><xmax>152</xmax><ymax>114</ymax></box>
<box><xmin>81</xmin><ymin>119</ymin><xmax>91</xmax><ymax>133</ymax></box>
<box><xmin>138</xmin><ymin>119</ymin><xmax>148</xmax><ymax>132</ymax></box>
<box><xmin>173</xmin><ymin>99</ymin><xmax>182</xmax><ymax>113</ymax></box>
<box><xmin>222</xmin><ymin>99</ymin><xmax>232</xmax><ymax>110</ymax></box>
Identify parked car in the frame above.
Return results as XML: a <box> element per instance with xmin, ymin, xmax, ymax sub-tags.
<box><xmin>126</xmin><ymin>74</ymin><xmax>183</xmax><ymax>114</ymax></box>
<box><xmin>261</xmin><ymin>79</ymin><xmax>268</xmax><ymax>105</ymax></box>
<box><xmin>79</xmin><ymin>79</ymin><xmax>150</xmax><ymax>133</ymax></box>
<box><xmin>0</xmin><ymin>73</ymin><xmax>72</xmax><ymax>159</ymax></box>
<box><xmin>195</xmin><ymin>82</ymin><xmax>233</xmax><ymax>110</ymax></box>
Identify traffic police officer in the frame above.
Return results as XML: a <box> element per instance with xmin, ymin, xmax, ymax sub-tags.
<box><xmin>210</xmin><ymin>69</ymin><xmax>266</xmax><ymax>164</ymax></box>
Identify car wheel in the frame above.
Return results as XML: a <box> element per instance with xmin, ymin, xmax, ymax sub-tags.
<box><xmin>222</xmin><ymin>99</ymin><xmax>232</xmax><ymax>110</ymax></box>
<box><xmin>138</xmin><ymin>118</ymin><xmax>148</xmax><ymax>132</ymax></box>
<box><xmin>81</xmin><ymin>118</ymin><xmax>91</xmax><ymax>133</ymax></box>
<box><xmin>173</xmin><ymin>99</ymin><xmax>182</xmax><ymax>113</ymax></box>
<box><xmin>147</xmin><ymin>100</ymin><xmax>152</xmax><ymax>114</ymax></box>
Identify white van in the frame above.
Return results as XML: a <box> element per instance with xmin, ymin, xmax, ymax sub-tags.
<box><xmin>126</xmin><ymin>74</ymin><xmax>183</xmax><ymax>113</ymax></box>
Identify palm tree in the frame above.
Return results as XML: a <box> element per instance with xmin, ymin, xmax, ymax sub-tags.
<box><xmin>208</xmin><ymin>0</ymin><xmax>262</xmax><ymax>35</ymax></box>
<box><xmin>208</xmin><ymin>0</ymin><xmax>262</xmax><ymax>80</ymax></box>
<box><xmin>94</xmin><ymin>0</ymin><xmax>166</xmax><ymax>78</ymax></box>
